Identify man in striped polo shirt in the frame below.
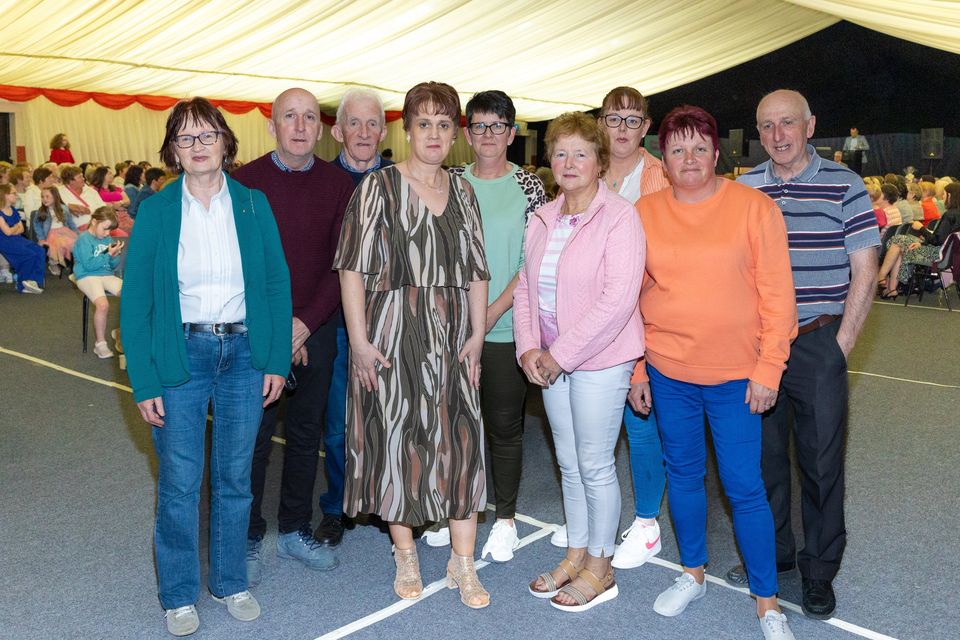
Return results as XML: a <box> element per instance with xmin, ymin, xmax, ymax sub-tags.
<box><xmin>725</xmin><ymin>89</ymin><xmax>879</xmax><ymax>620</ymax></box>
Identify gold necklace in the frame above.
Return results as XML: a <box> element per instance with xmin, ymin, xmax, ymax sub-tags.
<box><xmin>407</xmin><ymin>171</ymin><xmax>445</xmax><ymax>192</ymax></box>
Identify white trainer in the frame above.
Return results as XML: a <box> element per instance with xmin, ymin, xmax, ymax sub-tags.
<box><xmin>611</xmin><ymin>519</ymin><xmax>662</xmax><ymax>569</ymax></box>
<box><xmin>760</xmin><ymin>610</ymin><xmax>797</xmax><ymax>640</ymax></box>
<box><xmin>21</xmin><ymin>279</ymin><xmax>43</xmax><ymax>294</ymax></box>
<box><xmin>480</xmin><ymin>519</ymin><xmax>520</xmax><ymax>562</ymax></box>
<box><xmin>421</xmin><ymin>526</ymin><xmax>450</xmax><ymax>547</ymax></box>
<box><xmin>164</xmin><ymin>605</ymin><xmax>199</xmax><ymax>637</ymax></box>
<box><xmin>93</xmin><ymin>341</ymin><xmax>114</xmax><ymax>359</ymax></box>
<box><xmin>211</xmin><ymin>590</ymin><xmax>260</xmax><ymax>622</ymax></box>
<box><xmin>653</xmin><ymin>572</ymin><xmax>706</xmax><ymax>617</ymax></box>
<box><xmin>550</xmin><ymin>524</ymin><xmax>567</xmax><ymax>548</ymax></box>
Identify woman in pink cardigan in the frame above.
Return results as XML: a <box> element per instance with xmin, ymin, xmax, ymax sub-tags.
<box><xmin>515</xmin><ymin>112</ymin><xmax>645</xmax><ymax>612</ymax></box>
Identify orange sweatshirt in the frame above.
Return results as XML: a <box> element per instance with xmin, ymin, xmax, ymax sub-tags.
<box><xmin>632</xmin><ymin>179</ymin><xmax>797</xmax><ymax>389</ymax></box>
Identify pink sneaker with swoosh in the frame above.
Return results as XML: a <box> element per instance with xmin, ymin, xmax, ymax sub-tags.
<box><xmin>612</xmin><ymin>519</ymin><xmax>662</xmax><ymax>569</ymax></box>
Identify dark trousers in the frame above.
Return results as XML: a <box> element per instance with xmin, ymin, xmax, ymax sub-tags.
<box><xmin>480</xmin><ymin>341</ymin><xmax>527</xmax><ymax>519</ymax></box>
<box><xmin>248</xmin><ymin>317</ymin><xmax>338</xmax><ymax>537</ymax></box>
<box><xmin>762</xmin><ymin>321</ymin><xmax>848</xmax><ymax>581</ymax></box>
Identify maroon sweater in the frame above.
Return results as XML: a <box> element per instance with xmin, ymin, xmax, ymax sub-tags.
<box><xmin>233</xmin><ymin>154</ymin><xmax>354</xmax><ymax>333</ymax></box>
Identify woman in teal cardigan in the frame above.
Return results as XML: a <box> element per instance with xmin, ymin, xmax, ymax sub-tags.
<box><xmin>120</xmin><ymin>98</ymin><xmax>291</xmax><ymax>638</ymax></box>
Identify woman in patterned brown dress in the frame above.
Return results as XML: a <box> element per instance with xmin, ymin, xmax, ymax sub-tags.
<box><xmin>334</xmin><ymin>82</ymin><xmax>492</xmax><ymax>609</ymax></box>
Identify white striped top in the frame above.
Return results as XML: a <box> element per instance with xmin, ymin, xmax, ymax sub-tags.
<box><xmin>537</xmin><ymin>214</ymin><xmax>582</xmax><ymax>313</ymax></box>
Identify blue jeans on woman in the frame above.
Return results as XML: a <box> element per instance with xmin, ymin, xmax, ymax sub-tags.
<box><xmin>152</xmin><ymin>330</ymin><xmax>264</xmax><ymax>609</ymax></box>
<box><xmin>623</xmin><ymin>404</ymin><xmax>666</xmax><ymax>519</ymax></box>
<box><xmin>648</xmin><ymin>365</ymin><xmax>778</xmax><ymax>597</ymax></box>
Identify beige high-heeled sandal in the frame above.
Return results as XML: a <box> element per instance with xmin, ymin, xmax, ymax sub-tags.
<box><xmin>446</xmin><ymin>552</ymin><xmax>490</xmax><ymax>609</ymax></box>
<box><xmin>393</xmin><ymin>547</ymin><xmax>423</xmax><ymax>599</ymax></box>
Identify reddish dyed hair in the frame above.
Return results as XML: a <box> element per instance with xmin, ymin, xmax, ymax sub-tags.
<box><xmin>401</xmin><ymin>81</ymin><xmax>461</xmax><ymax>130</ymax></box>
<box><xmin>658</xmin><ymin>105</ymin><xmax>719</xmax><ymax>154</ymax></box>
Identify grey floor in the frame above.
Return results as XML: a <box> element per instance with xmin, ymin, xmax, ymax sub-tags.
<box><xmin>1</xmin><ymin>277</ymin><xmax>957</xmax><ymax>640</ymax></box>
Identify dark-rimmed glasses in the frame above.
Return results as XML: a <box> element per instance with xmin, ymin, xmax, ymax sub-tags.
<box><xmin>601</xmin><ymin>115</ymin><xmax>646</xmax><ymax>129</ymax></box>
<box><xmin>173</xmin><ymin>131</ymin><xmax>223</xmax><ymax>148</ymax></box>
<box><xmin>468</xmin><ymin>121</ymin><xmax>511</xmax><ymax>135</ymax></box>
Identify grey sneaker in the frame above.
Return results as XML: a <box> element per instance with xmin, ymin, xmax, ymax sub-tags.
<box><xmin>653</xmin><ymin>572</ymin><xmax>706</xmax><ymax>617</ymax></box>
<box><xmin>246</xmin><ymin>537</ymin><xmax>263</xmax><ymax>586</ymax></box>
<box><xmin>760</xmin><ymin>610</ymin><xmax>797</xmax><ymax>640</ymax></box>
<box><xmin>164</xmin><ymin>605</ymin><xmax>199</xmax><ymax>637</ymax></box>
<box><xmin>211</xmin><ymin>590</ymin><xmax>260</xmax><ymax>622</ymax></box>
<box><xmin>277</xmin><ymin>524</ymin><xmax>338</xmax><ymax>571</ymax></box>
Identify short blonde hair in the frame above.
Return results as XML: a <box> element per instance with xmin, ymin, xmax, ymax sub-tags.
<box><xmin>544</xmin><ymin>112</ymin><xmax>610</xmax><ymax>177</ymax></box>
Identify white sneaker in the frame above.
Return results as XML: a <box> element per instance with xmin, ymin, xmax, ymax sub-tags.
<box><xmin>480</xmin><ymin>519</ymin><xmax>520</xmax><ymax>562</ymax></box>
<box><xmin>421</xmin><ymin>526</ymin><xmax>450</xmax><ymax>547</ymax></box>
<box><xmin>612</xmin><ymin>519</ymin><xmax>662</xmax><ymax>569</ymax></box>
<box><xmin>0</xmin><ymin>270</ymin><xmax>12</xmax><ymax>283</ymax></box>
<box><xmin>550</xmin><ymin>524</ymin><xmax>567</xmax><ymax>548</ymax></box>
<box><xmin>760</xmin><ymin>610</ymin><xmax>796</xmax><ymax>640</ymax></box>
<box><xmin>93</xmin><ymin>341</ymin><xmax>114</xmax><ymax>359</ymax></box>
<box><xmin>654</xmin><ymin>572</ymin><xmax>706</xmax><ymax>617</ymax></box>
<box><xmin>211</xmin><ymin>590</ymin><xmax>260</xmax><ymax>622</ymax></box>
<box><xmin>21</xmin><ymin>280</ymin><xmax>43</xmax><ymax>294</ymax></box>
<box><xmin>164</xmin><ymin>605</ymin><xmax>199</xmax><ymax>637</ymax></box>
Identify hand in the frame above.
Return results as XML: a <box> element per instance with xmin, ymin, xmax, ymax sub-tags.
<box><xmin>835</xmin><ymin>332</ymin><xmax>854</xmax><ymax>359</ymax></box>
<box><xmin>69</xmin><ymin>204</ymin><xmax>90</xmax><ymax>215</ymax></box>
<box><xmin>484</xmin><ymin>307</ymin><xmax>503</xmax><ymax>334</ymax></box>
<box><xmin>136</xmin><ymin>397</ymin><xmax>165</xmax><ymax>427</ymax></box>
<box><xmin>744</xmin><ymin>381</ymin><xmax>777</xmax><ymax>414</ymax></box>
<box><xmin>911</xmin><ymin>221</ymin><xmax>923</xmax><ymax>230</ymax></box>
<box><xmin>351</xmin><ymin>339</ymin><xmax>391</xmax><ymax>392</ymax></box>
<box><xmin>907</xmin><ymin>242</ymin><xmax>921</xmax><ymax>251</ymax></box>
<box><xmin>262</xmin><ymin>374</ymin><xmax>285</xmax><ymax>407</ymax></box>
<box><xmin>292</xmin><ymin>344</ymin><xmax>308</xmax><ymax>367</ymax></box>
<box><xmin>536</xmin><ymin>350</ymin><xmax>564</xmax><ymax>386</ymax></box>
<box><xmin>519</xmin><ymin>349</ymin><xmax>548</xmax><ymax>386</ymax></box>
<box><xmin>627</xmin><ymin>382</ymin><xmax>652</xmax><ymax>415</ymax></box>
<box><xmin>291</xmin><ymin>317</ymin><xmax>311</xmax><ymax>355</ymax></box>
<box><xmin>458</xmin><ymin>335</ymin><xmax>484</xmax><ymax>389</ymax></box>
<box><xmin>107</xmin><ymin>241</ymin><xmax>123</xmax><ymax>256</ymax></box>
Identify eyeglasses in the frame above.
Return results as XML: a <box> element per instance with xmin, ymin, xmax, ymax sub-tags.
<box><xmin>468</xmin><ymin>121</ymin><xmax>511</xmax><ymax>135</ymax></box>
<box><xmin>601</xmin><ymin>115</ymin><xmax>646</xmax><ymax>129</ymax></box>
<box><xmin>173</xmin><ymin>131</ymin><xmax>223</xmax><ymax>148</ymax></box>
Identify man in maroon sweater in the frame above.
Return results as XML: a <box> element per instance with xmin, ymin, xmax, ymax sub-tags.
<box><xmin>233</xmin><ymin>88</ymin><xmax>354</xmax><ymax>584</ymax></box>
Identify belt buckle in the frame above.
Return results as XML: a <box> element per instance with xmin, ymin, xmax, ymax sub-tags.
<box><xmin>213</xmin><ymin>323</ymin><xmax>227</xmax><ymax>336</ymax></box>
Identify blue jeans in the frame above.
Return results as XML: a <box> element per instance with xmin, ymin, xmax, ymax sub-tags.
<box><xmin>623</xmin><ymin>404</ymin><xmax>665</xmax><ymax>519</ymax></box>
<box><xmin>152</xmin><ymin>330</ymin><xmax>264</xmax><ymax>609</ymax></box>
<box><xmin>318</xmin><ymin>322</ymin><xmax>347</xmax><ymax>518</ymax></box>
<box><xmin>648</xmin><ymin>365</ymin><xmax>778</xmax><ymax>597</ymax></box>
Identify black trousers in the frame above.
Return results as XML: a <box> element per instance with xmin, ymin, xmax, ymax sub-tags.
<box><xmin>248</xmin><ymin>318</ymin><xmax>338</xmax><ymax>537</ymax></box>
<box><xmin>480</xmin><ymin>341</ymin><xmax>527</xmax><ymax>519</ymax></box>
<box><xmin>762</xmin><ymin>320</ymin><xmax>848</xmax><ymax>581</ymax></box>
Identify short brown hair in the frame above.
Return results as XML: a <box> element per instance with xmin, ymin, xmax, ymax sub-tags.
<box><xmin>59</xmin><ymin>164</ymin><xmax>83</xmax><ymax>184</ymax></box>
<box><xmin>600</xmin><ymin>86</ymin><xmax>649</xmax><ymax>118</ymax></box>
<box><xmin>544</xmin><ymin>112</ymin><xmax>611</xmax><ymax>177</ymax></box>
<box><xmin>401</xmin><ymin>82</ymin><xmax>461</xmax><ymax>131</ymax></box>
<box><xmin>90</xmin><ymin>205</ymin><xmax>119</xmax><ymax>230</ymax></box>
<box><xmin>159</xmin><ymin>98</ymin><xmax>238</xmax><ymax>172</ymax></box>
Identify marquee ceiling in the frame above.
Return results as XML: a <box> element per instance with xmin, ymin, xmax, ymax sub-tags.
<box><xmin>1</xmin><ymin>0</ymin><xmax>957</xmax><ymax>121</ymax></box>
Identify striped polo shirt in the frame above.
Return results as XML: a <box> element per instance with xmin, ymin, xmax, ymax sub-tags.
<box><xmin>739</xmin><ymin>145</ymin><xmax>879</xmax><ymax>324</ymax></box>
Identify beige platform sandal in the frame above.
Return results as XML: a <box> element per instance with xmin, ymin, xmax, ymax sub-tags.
<box><xmin>393</xmin><ymin>546</ymin><xmax>423</xmax><ymax>599</ymax></box>
<box><xmin>528</xmin><ymin>557</ymin><xmax>582</xmax><ymax>599</ymax></box>
<box><xmin>446</xmin><ymin>552</ymin><xmax>490</xmax><ymax>609</ymax></box>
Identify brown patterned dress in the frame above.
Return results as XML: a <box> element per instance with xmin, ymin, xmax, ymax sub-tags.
<box><xmin>334</xmin><ymin>165</ymin><xmax>490</xmax><ymax>526</ymax></box>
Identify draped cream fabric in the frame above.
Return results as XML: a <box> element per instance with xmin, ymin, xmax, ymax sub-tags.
<box><xmin>1</xmin><ymin>0</ymin><xmax>840</xmax><ymax>121</ymax></box>
<box><xmin>785</xmin><ymin>1</ymin><xmax>960</xmax><ymax>54</ymax></box>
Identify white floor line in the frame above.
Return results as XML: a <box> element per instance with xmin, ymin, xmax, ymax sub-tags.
<box><xmin>314</xmin><ymin>521</ymin><xmax>555</xmax><ymax>640</ymax></box>
<box><xmin>848</xmin><ymin>369</ymin><xmax>960</xmax><ymax>389</ymax></box>
<box><xmin>874</xmin><ymin>300</ymin><xmax>958</xmax><ymax>312</ymax></box>
<box><xmin>0</xmin><ymin>345</ymin><xmax>908</xmax><ymax>640</ymax></box>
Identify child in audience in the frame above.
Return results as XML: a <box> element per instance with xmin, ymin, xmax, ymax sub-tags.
<box><xmin>0</xmin><ymin>183</ymin><xmax>45</xmax><ymax>293</ymax></box>
<box><xmin>91</xmin><ymin>166</ymin><xmax>133</xmax><ymax>234</ymax></box>
<box><xmin>73</xmin><ymin>206</ymin><xmax>123</xmax><ymax>358</ymax></box>
<box><xmin>32</xmin><ymin>186</ymin><xmax>78</xmax><ymax>276</ymax></box>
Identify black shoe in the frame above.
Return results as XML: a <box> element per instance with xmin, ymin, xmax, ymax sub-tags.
<box><xmin>724</xmin><ymin>561</ymin><xmax>797</xmax><ymax>587</ymax></box>
<box><xmin>801</xmin><ymin>578</ymin><xmax>836</xmax><ymax>620</ymax></box>
<box><xmin>314</xmin><ymin>514</ymin><xmax>345</xmax><ymax>547</ymax></box>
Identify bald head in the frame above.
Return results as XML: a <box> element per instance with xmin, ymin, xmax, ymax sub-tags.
<box><xmin>757</xmin><ymin>90</ymin><xmax>811</xmax><ymax>124</ymax></box>
<box><xmin>269</xmin><ymin>88</ymin><xmax>322</xmax><ymax>170</ymax></box>
<box><xmin>756</xmin><ymin>89</ymin><xmax>816</xmax><ymax>179</ymax></box>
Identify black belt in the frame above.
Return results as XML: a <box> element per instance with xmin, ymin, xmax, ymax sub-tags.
<box><xmin>796</xmin><ymin>314</ymin><xmax>841</xmax><ymax>336</ymax></box>
<box><xmin>183</xmin><ymin>322</ymin><xmax>247</xmax><ymax>335</ymax></box>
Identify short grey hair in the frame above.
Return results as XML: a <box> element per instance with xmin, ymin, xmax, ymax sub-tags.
<box><xmin>336</xmin><ymin>88</ymin><xmax>386</xmax><ymax>127</ymax></box>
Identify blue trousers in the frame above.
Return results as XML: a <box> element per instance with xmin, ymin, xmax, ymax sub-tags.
<box><xmin>648</xmin><ymin>365</ymin><xmax>778</xmax><ymax>597</ymax></box>
<box><xmin>0</xmin><ymin>235</ymin><xmax>45</xmax><ymax>292</ymax></box>
<box><xmin>623</xmin><ymin>404</ymin><xmax>666</xmax><ymax>519</ymax></box>
<box><xmin>152</xmin><ymin>331</ymin><xmax>263</xmax><ymax>609</ymax></box>
<box><xmin>318</xmin><ymin>323</ymin><xmax>347</xmax><ymax>518</ymax></box>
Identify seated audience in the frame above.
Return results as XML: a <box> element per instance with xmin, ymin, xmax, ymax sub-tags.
<box><xmin>0</xmin><ymin>184</ymin><xmax>45</xmax><ymax>293</ymax></box>
<box><xmin>58</xmin><ymin>165</ymin><xmax>106</xmax><ymax>229</ymax></box>
<box><xmin>72</xmin><ymin>206</ymin><xmax>124</xmax><ymax>358</ymax></box>
<box><xmin>919</xmin><ymin>181</ymin><xmax>940</xmax><ymax>224</ymax></box>
<box><xmin>31</xmin><ymin>186</ymin><xmax>78</xmax><ymax>276</ymax></box>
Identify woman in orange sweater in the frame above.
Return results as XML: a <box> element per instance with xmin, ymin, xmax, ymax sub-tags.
<box><xmin>635</xmin><ymin>106</ymin><xmax>798</xmax><ymax>640</ymax></box>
